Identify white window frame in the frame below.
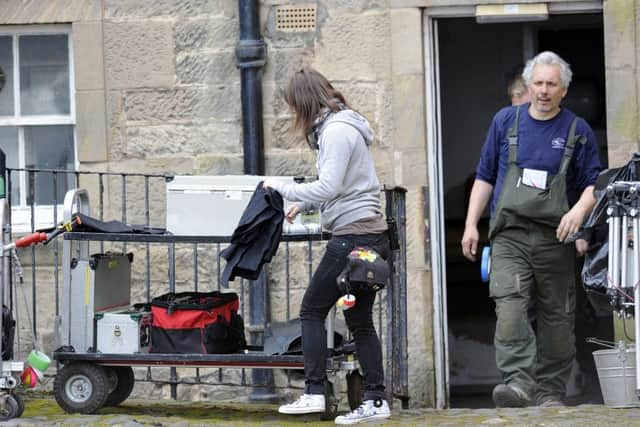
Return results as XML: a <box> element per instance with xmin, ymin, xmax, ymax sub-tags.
<box><xmin>0</xmin><ymin>24</ymin><xmax>77</xmax><ymax>232</ymax></box>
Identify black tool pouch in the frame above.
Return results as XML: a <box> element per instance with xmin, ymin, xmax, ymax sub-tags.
<box><xmin>336</xmin><ymin>246</ymin><xmax>390</xmax><ymax>294</ymax></box>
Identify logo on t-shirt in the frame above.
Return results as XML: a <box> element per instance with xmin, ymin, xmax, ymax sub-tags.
<box><xmin>551</xmin><ymin>138</ymin><xmax>565</xmax><ymax>149</ymax></box>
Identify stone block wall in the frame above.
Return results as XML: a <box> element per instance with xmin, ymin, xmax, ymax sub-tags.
<box><xmin>1</xmin><ymin>0</ymin><xmax>434</xmax><ymax>406</ymax></box>
<box><xmin>603</xmin><ymin>0</ymin><xmax>640</xmax><ymax>166</ymax></box>
<box><xmin>10</xmin><ymin>0</ymin><xmax>640</xmax><ymax>410</ymax></box>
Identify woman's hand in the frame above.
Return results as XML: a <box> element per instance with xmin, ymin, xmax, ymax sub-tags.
<box><xmin>263</xmin><ymin>179</ymin><xmax>299</xmax><ymax>222</ymax></box>
<box><xmin>262</xmin><ymin>178</ymin><xmax>278</xmax><ymax>190</ymax></box>
<box><xmin>285</xmin><ymin>204</ymin><xmax>300</xmax><ymax>224</ymax></box>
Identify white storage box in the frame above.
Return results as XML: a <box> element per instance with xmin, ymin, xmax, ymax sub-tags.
<box><xmin>96</xmin><ymin>311</ymin><xmax>151</xmax><ymax>354</ymax></box>
<box><xmin>166</xmin><ymin>175</ymin><xmax>320</xmax><ymax>236</ymax></box>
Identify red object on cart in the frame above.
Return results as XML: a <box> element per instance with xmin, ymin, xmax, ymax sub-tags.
<box><xmin>3</xmin><ymin>232</ymin><xmax>47</xmax><ymax>251</ymax></box>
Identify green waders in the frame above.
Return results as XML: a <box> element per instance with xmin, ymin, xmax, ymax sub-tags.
<box><xmin>488</xmin><ymin>106</ymin><xmax>579</xmax><ymax>402</ymax></box>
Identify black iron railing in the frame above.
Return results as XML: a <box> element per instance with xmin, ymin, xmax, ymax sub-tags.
<box><xmin>4</xmin><ymin>168</ymin><xmax>409</xmax><ymax>407</ymax></box>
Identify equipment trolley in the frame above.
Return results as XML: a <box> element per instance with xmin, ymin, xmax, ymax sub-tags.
<box><xmin>0</xmin><ymin>198</ymin><xmax>25</xmax><ymax>420</ymax></box>
<box><xmin>51</xmin><ymin>188</ymin><xmax>409</xmax><ymax>417</ymax></box>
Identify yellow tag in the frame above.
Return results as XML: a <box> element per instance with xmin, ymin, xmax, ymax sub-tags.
<box><xmin>84</xmin><ymin>267</ymin><xmax>90</xmax><ymax>305</ymax></box>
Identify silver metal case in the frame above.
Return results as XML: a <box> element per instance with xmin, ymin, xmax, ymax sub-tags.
<box><xmin>67</xmin><ymin>252</ymin><xmax>132</xmax><ymax>352</ymax></box>
<box><xmin>96</xmin><ymin>311</ymin><xmax>151</xmax><ymax>354</ymax></box>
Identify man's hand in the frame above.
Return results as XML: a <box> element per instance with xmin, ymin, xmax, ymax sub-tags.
<box><xmin>461</xmin><ymin>179</ymin><xmax>493</xmax><ymax>262</ymax></box>
<box><xmin>461</xmin><ymin>225</ymin><xmax>480</xmax><ymax>261</ymax></box>
<box><xmin>558</xmin><ymin>185</ymin><xmax>596</xmax><ymax>243</ymax></box>
<box><xmin>575</xmin><ymin>238</ymin><xmax>589</xmax><ymax>256</ymax></box>
<box><xmin>285</xmin><ymin>204</ymin><xmax>300</xmax><ymax>224</ymax></box>
<box><xmin>556</xmin><ymin>206</ymin><xmax>586</xmax><ymax>242</ymax></box>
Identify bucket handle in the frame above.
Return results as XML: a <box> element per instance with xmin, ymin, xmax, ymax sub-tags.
<box><xmin>586</xmin><ymin>337</ymin><xmax>618</xmax><ymax>349</ymax></box>
<box><xmin>587</xmin><ymin>337</ymin><xmax>633</xmax><ymax>363</ymax></box>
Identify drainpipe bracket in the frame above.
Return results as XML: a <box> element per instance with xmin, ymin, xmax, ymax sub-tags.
<box><xmin>236</xmin><ymin>39</ymin><xmax>267</xmax><ymax>69</ymax></box>
<box><xmin>237</xmin><ymin>60</ymin><xmax>266</xmax><ymax>69</ymax></box>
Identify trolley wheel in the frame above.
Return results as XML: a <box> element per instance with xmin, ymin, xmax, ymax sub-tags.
<box><xmin>54</xmin><ymin>362</ymin><xmax>110</xmax><ymax>414</ymax></box>
<box><xmin>320</xmin><ymin>380</ymin><xmax>338</xmax><ymax>421</ymax></box>
<box><xmin>103</xmin><ymin>366</ymin><xmax>135</xmax><ymax>407</ymax></box>
<box><xmin>0</xmin><ymin>394</ymin><xmax>20</xmax><ymax>421</ymax></box>
<box><xmin>12</xmin><ymin>393</ymin><xmax>24</xmax><ymax>418</ymax></box>
<box><xmin>346</xmin><ymin>370</ymin><xmax>363</xmax><ymax>410</ymax></box>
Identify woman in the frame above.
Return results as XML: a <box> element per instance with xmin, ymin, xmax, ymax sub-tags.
<box><xmin>264</xmin><ymin>68</ymin><xmax>391</xmax><ymax>425</ymax></box>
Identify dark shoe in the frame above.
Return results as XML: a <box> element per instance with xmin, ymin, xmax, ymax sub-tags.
<box><xmin>492</xmin><ymin>384</ymin><xmax>531</xmax><ymax>408</ymax></box>
<box><xmin>538</xmin><ymin>397</ymin><xmax>565</xmax><ymax>407</ymax></box>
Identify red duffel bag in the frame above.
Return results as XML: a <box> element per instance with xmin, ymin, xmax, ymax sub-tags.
<box><xmin>150</xmin><ymin>291</ymin><xmax>246</xmax><ymax>354</ymax></box>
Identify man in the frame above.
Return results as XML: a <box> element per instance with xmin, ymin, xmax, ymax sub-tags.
<box><xmin>508</xmin><ymin>74</ymin><xmax>531</xmax><ymax>106</ymax></box>
<box><xmin>461</xmin><ymin>51</ymin><xmax>602</xmax><ymax>408</ymax></box>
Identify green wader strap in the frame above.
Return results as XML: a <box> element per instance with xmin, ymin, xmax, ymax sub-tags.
<box><xmin>507</xmin><ymin>106</ymin><xmax>521</xmax><ymax>164</ymax></box>
<box><xmin>558</xmin><ymin>116</ymin><xmax>580</xmax><ymax>176</ymax></box>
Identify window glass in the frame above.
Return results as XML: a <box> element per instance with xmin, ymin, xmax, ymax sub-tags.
<box><xmin>19</xmin><ymin>35</ymin><xmax>69</xmax><ymax>115</ymax></box>
<box><xmin>0</xmin><ymin>29</ymin><xmax>75</xmax><ymax>224</ymax></box>
<box><xmin>24</xmin><ymin>125</ymin><xmax>74</xmax><ymax>204</ymax></box>
<box><xmin>0</xmin><ymin>36</ymin><xmax>13</xmax><ymax>116</ymax></box>
<box><xmin>0</xmin><ymin>126</ymin><xmax>20</xmax><ymax>205</ymax></box>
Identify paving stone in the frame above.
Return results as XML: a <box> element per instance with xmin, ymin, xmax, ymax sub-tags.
<box><xmin>11</xmin><ymin>398</ymin><xmax>640</xmax><ymax>426</ymax></box>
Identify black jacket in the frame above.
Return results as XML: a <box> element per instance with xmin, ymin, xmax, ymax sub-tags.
<box><xmin>220</xmin><ymin>182</ymin><xmax>284</xmax><ymax>284</ymax></box>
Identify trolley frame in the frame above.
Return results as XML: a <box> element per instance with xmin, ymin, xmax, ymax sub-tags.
<box><xmin>605</xmin><ymin>181</ymin><xmax>640</xmax><ymax>399</ymax></box>
<box><xmin>51</xmin><ymin>188</ymin><xmax>397</xmax><ymax>415</ymax></box>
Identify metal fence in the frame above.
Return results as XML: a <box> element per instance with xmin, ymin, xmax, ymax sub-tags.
<box><xmin>5</xmin><ymin>168</ymin><xmax>409</xmax><ymax>407</ymax></box>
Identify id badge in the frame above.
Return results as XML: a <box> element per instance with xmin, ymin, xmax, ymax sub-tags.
<box><xmin>521</xmin><ymin>168</ymin><xmax>547</xmax><ymax>189</ymax></box>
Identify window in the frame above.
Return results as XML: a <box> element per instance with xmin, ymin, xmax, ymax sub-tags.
<box><xmin>0</xmin><ymin>26</ymin><xmax>76</xmax><ymax>231</ymax></box>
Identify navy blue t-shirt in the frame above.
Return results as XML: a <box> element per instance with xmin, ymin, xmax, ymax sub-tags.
<box><xmin>475</xmin><ymin>104</ymin><xmax>602</xmax><ymax>217</ymax></box>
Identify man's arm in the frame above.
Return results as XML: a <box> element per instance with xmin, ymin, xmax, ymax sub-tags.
<box><xmin>556</xmin><ymin>184</ymin><xmax>596</xmax><ymax>243</ymax></box>
<box><xmin>461</xmin><ymin>179</ymin><xmax>494</xmax><ymax>261</ymax></box>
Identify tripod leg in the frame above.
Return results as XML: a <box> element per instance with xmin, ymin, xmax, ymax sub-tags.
<box><xmin>633</xmin><ymin>212</ymin><xmax>640</xmax><ymax>398</ymax></box>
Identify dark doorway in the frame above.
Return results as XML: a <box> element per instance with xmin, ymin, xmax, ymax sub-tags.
<box><xmin>438</xmin><ymin>13</ymin><xmax>612</xmax><ymax>408</ymax></box>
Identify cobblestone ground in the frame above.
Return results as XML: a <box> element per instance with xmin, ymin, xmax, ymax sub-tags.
<box><xmin>2</xmin><ymin>397</ymin><xmax>640</xmax><ymax>427</ymax></box>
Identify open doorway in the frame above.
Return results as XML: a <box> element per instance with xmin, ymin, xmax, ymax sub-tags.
<box><xmin>437</xmin><ymin>13</ymin><xmax>612</xmax><ymax>408</ymax></box>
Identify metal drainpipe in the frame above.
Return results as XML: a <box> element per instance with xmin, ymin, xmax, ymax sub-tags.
<box><xmin>237</xmin><ymin>0</ymin><xmax>266</xmax><ymax>175</ymax></box>
<box><xmin>236</xmin><ymin>0</ymin><xmax>278</xmax><ymax>402</ymax></box>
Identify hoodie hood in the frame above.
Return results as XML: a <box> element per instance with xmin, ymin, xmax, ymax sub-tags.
<box><xmin>271</xmin><ymin>106</ymin><xmax>383</xmax><ymax>232</ymax></box>
<box><xmin>319</xmin><ymin>109</ymin><xmax>374</xmax><ymax>146</ymax></box>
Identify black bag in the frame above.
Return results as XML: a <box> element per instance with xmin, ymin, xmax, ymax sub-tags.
<box><xmin>150</xmin><ymin>291</ymin><xmax>246</xmax><ymax>354</ymax></box>
<box><xmin>336</xmin><ymin>246</ymin><xmax>390</xmax><ymax>294</ymax></box>
<box><xmin>581</xmin><ymin>153</ymin><xmax>640</xmax><ymax>315</ymax></box>
<box><xmin>38</xmin><ymin>212</ymin><xmax>166</xmax><ymax>240</ymax></box>
<box><xmin>2</xmin><ymin>305</ymin><xmax>14</xmax><ymax>360</ymax></box>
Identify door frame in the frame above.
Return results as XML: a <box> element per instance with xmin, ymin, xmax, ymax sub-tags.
<box><xmin>422</xmin><ymin>1</ymin><xmax>604</xmax><ymax>409</ymax></box>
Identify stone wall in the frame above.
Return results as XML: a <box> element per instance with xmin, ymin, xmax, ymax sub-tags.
<box><xmin>1</xmin><ymin>0</ymin><xmax>434</xmax><ymax>407</ymax></box>
<box><xmin>8</xmin><ymin>0</ymin><xmax>638</xmax><ymax>412</ymax></box>
<box><xmin>603</xmin><ymin>0</ymin><xmax>640</xmax><ymax>167</ymax></box>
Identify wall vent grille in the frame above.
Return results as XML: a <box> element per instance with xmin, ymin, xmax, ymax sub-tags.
<box><xmin>276</xmin><ymin>5</ymin><xmax>316</xmax><ymax>32</ymax></box>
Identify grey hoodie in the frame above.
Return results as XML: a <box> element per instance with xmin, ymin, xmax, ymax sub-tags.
<box><xmin>272</xmin><ymin>109</ymin><xmax>382</xmax><ymax>232</ymax></box>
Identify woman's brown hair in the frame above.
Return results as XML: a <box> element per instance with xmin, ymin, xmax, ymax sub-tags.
<box><xmin>283</xmin><ymin>68</ymin><xmax>349</xmax><ymax>142</ymax></box>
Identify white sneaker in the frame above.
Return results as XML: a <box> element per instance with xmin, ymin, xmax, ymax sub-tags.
<box><xmin>335</xmin><ymin>399</ymin><xmax>391</xmax><ymax>425</ymax></box>
<box><xmin>278</xmin><ymin>393</ymin><xmax>325</xmax><ymax>414</ymax></box>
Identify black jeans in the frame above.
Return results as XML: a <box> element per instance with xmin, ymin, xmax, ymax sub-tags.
<box><xmin>301</xmin><ymin>232</ymin><xmax>389</xmax><ymax>401</ymax></box>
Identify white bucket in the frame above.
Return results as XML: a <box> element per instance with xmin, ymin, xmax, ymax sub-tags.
<box><xmin>593</xmin><ymin>346</ymin><xmax>640</xmax><ymax>408</ymax></box>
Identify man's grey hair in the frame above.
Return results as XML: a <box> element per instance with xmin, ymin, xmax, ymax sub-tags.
<box><xmin>522</xmin><ymin>51</ymin><xmax>572</xmax><ymax>88</ymax></box>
